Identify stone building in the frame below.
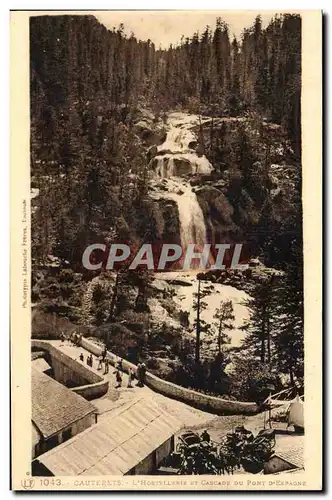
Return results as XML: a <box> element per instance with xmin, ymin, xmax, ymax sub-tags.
<box><xmin>264</xmin><ymin>439</ymin><xmax>304</xmax><ymax>474</ymax></box>
<box><xmin>32</xmin><ymin>368</ymin><xmax>97</xmax><ymax>459</ymax></box>
<box><xmin>32</xmin><ymin>399</ymin><xmax>181</xmax><ymax>475</ymax></box>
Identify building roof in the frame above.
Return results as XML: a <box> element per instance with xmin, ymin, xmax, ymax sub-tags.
<box><xmin>32</xmin><ymin>368</ymin><xmax>96</xmax><ymax>439</ymax></box>
<box><xmin>274</xmin><ymin>444</ymin><xmax>304</xmax><ymax>469</ymax></box>
<box><xmin>32</xmin><ymin>422</ymin><xmax>41</xmax><ymax>449</ymax></box>
<box><xmin>35</xmin><ymin>398</ymin><xmax>181</xmax><ymax>475</ymax></box>
<box><xmin>32</xmin><ymin>358</ymin><xmax>51</xmax><ymax>373</ymax></box>
<box><xmin>31</xmin><ymin>350</ymin><xmax>46</xmax><ymax>361</ymax></box>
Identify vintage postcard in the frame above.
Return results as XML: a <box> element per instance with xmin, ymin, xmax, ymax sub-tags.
<box><xmin>10</xmin><ymin>10</ymin><xmax>322</xmax><ymax>491</ymax></box>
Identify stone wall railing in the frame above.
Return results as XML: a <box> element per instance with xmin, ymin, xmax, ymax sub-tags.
<box><xmin>81</xmin><ymin>337</ymin><xmax>258</xmax><ymax>415</ymax></box>
<box><xmin>31</xmin><ymin>340</ymin><xmax>109</xmax><ymax>400</ymax></box>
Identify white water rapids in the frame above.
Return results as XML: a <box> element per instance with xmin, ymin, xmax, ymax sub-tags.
<box><xmin>150</xmin><ymin>112</ymin><xmax>213</xmax><ymax>257</ymax></box>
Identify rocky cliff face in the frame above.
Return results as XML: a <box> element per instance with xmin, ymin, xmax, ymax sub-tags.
<box><xmin>133</xmin><ymin>108</ymin><xmax>167</xmax><ymax>147</ymax></box>
<box><xmin>144</xmin><ymin>111</ymin><xmax>301</xmax><ymax>269</ymax></box>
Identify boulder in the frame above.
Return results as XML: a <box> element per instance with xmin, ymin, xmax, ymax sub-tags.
<box><xmin>195</xmin><ymin>143</ymin><xmax>205</xmax><ymax>156</ymax></box>
<box><xmin>136</xmin><ymin>108</ymin><xmax>155</xmax><ymax>123</ymax></box>
<box><xmin>189</xmin><ymin>173</ymin><xmax>219</xmax><ymax>186</ymax></box>
<box><xmin>155</xmin><ymin>127</ymin><xmax>167</xmax><ymax>145</ymax></box>
<box><xmin>194</xmin><ymin>185</ymin><xmax>222</xmax><ymax>200</ymax></box>
<box><xmin>134</xmin><ymin>121</ymin><xmax>166</xmax><ymax>146</ymax></box>
<box><xmin>147</xmin><ymin>145</ymin><xmax>158</xmax><ymax>162</ymax></box>
<box><xmin>188</xmin><ymin>140</ymin><xmax>198</xmax><ymax>150</ymax></box>
<box><xmin>172</xmin><ymin>157</ymin><xmax>193</xmax><ymax>176</ymax></box>
<box><xmin>157</xmin><ymin>148</ymin><xmax>175</xmax><ymax>156</ymax></box>
<box><xmin>196</xmin><ymin>185</ymin><xmax>234</xmax><ymax>225</ymax></box>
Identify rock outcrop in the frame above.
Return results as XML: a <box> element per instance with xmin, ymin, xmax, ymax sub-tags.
<box><xmin>134</xmin><ymin>119</ymin><xmax>167</xmax><ymax>146</ymax></box>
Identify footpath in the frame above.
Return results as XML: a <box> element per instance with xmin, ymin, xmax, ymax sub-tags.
<box><xmin>48</xmin><ymin>339</ymin><xmax>215</xmax><ymax>428</ymax></box>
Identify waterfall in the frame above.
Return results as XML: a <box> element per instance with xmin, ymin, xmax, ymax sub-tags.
<box><xmin>166</xmin><ymin>184</ymin><xmax>207</xmax><ymax>254</ymax></box>
<box><xmin>153</xmin><ymin>153</ymin><xmax>212</xmax><ymax>178</ymax></box>
<box><xmin>150</xmin><ymin>113</ymin><xmax>212</xmax><ymax>262</ymax></box>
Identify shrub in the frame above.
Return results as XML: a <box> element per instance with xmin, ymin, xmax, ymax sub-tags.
<box><xmin>58</xmin><ymin>268</ymin><xmax>75</xmax><ymax>283</ymax></box>
<box><xmin>146</xmin><ymin>357</ymin><xmax>159</xmax><ymax>370</ymax></box>
<box><xmin>93</xmin><ymin>322</ymin><xmax>142</xmax><ymax>359</ymax></box>
<box><xmin>229</xmin><ymin>356</ymin><xmax>281</xmax><ymax>403</ymax></box>
<box><xmin>32</xmin><ymin>309</ymin><xmax>78</xmax><ymax>339</ymax></box>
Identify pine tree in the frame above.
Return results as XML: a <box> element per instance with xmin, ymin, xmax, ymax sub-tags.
<box><xmin>273</xmin><ymin>248</ymin><xmax>304</xmax><ymax>384</ymax></box>
<box><xmin>193</xmin><ymin>277</ymin><xmax>209</xmax><ymax>363</ymax></box>
<box><xmin>212</xmin><ymin>299</ymin><xmax>235</xmax><ymax>355</ymax></box>
<box><xmin>242</xmin><ymin>275</ymin><xmax>277</xmax><ymax>364</ymax></box>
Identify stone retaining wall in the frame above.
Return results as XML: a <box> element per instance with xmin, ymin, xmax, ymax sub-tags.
<box><xmin>31</xmin><ymin>340</ymin><xmax>109</xmax><ymax>400</ymax></box>
<box><xmin>81</xmin><ymin>338</ymin><xmax>258</xmax><ymax>415</ymax></box>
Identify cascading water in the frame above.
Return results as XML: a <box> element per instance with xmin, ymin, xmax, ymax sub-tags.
<box><xmin>149</xmin><ymin>113</ymin><xmax>251</xmax><ymax>347</ymax></box>
<box><xmin>163</xmin><ymin>180</ymin><xmax>207</xmax><ymax>254</ymax></box>
<box><xmin>149</xmin><ymin>112</ymin><xmax>213</xmax><ymax>262</ymax></box>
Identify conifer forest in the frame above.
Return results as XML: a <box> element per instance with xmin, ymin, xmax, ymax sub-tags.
<box><xmin>31</xmin><ymin>13</ymin><xmax>303</xmax><ymax>402</ymax></box>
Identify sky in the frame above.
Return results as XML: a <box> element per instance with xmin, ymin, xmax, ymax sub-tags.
<box><xmin>92</xmin><ymin>11</ymin><xmax>279</xmax><ymax>47</ymax></box>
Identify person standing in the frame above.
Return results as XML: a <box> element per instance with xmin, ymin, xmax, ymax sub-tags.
<box><xmin>114</xmin><ymin>368</ymin><xmax>122</xmax><ymax>388</ymax></box>
<box><xmin>201</xmin><ymin>430</ymin><xmax>210</xmax><ymax>443</ymax></box>
<box><xmin>104</xmin><ymin>358</ymin><xmax>109</xmax><ymax>375</ymax></box>
<box><xmin>97</xmin><ymin>356</ymin><xmax>103</xmax><ymax>370</ymax></box>
<box><xmin>140</xmin><ymin>362</ymin><xmax>146</xmax><ymax>387</ymax></box>
<box><xmin>136</xmin><ymin>363</ymin><xmax>142</xmax><ymax>387</ymax></box>
<box><xmin>127</xmin><ymin>368</ymin><xmax>134</xmax><ymax>388</ymax></box>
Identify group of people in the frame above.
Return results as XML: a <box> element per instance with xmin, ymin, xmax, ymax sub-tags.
<box><xmin>86</xmin><ymin>354</ymin><xmax>93</xmax><ymax>367</ymax></box>
<box><xmin>78</xmin><ymin>352</ymin><xmax>92</xmax><ymax>365</ymax></box>
<box><xmin>113</xmin><ymin>359</ymin><xmax>135</xmax><ymax>389</ymax></box>
<box><xmin>78</xmin><ymin>351</ymin><xmax>109</xmax><ymax>374</ymax></box>
<box><xmin>112</xmin><ymin>363</ymin><xmax>146</xmax><ymax>389</ymax></box>
<box><xmin>78</xmin><ymin>352</ymin><xmax>93</xmax><ymax>367</ymax></box>
<box><xmin>60</xmin><ymin>331</ymin><xmax>82</xmax><ymax>347</ymax></box>
<box><xmin>71</xmin><ymin>332</ymin><xmax>83</xmax><ymax>347</ymax></box>
<box><xmin>136</xmin><ymin>362</ymin><xmax>146</xmax><ymax>387</ymax></box>
<box><xmin>77</xmin><ymin>342</ymin><xmax>147</xmax><ymax>390</ymax></box>
<box><xmin>109</xmin><ymin>357</ymin><xmax>146</xmax><ymax>389</ymax></box>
